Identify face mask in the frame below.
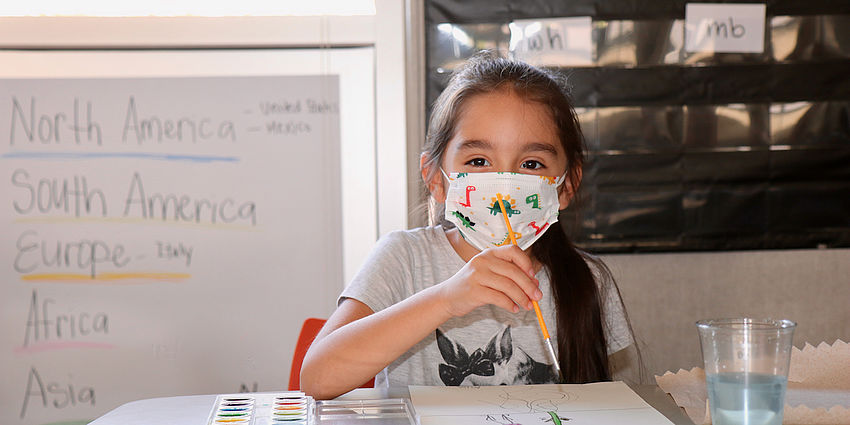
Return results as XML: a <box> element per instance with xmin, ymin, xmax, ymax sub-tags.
<box><xmin>442</xmin><ymin>170</ymin><xmax>564</xmax><ymax>251</ymax></box>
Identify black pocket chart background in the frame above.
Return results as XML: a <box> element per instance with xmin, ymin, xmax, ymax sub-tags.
<box><xmin>425</xmin><ymin>0</ymin><xmax>850</xmax><ymax>252</ymax></box>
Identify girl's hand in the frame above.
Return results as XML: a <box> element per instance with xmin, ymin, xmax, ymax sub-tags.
<box><xmin>438</xmin><ymin>245</ymin><xmax>542</xmax><ymax>317</ymax></box>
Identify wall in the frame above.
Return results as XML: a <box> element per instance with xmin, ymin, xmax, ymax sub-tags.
<box><xmin>604</xmin><ymin>248</ymin><xmax>850</xmax><ymax>378</ymax></box>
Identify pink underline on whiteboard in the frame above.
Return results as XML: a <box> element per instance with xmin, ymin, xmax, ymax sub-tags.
<box><xmin>14</xmin><ymin>341</ymin><xmax>115</xmax><ymax>354</ymax></box>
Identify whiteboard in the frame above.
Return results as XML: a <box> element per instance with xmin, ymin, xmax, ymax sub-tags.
<box><xmin>0</xmin><ymin>48</ymin><xmax>376</xmax><ymax>425</ymax></box>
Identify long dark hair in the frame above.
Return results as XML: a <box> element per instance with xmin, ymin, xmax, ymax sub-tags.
<box><xmin>422</xmin><ymin>52</ymin><xmax>614</xmax><ymax>383</ymax></box>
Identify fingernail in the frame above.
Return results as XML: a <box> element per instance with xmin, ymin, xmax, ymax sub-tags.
<box><xmin>534</xmin><ymin>289</ymin><xmax>543</xmax><ymax>300</ymax></box>
<box><xmin>513</xmin><ymin>305</ymin><xmax>520</xmax><ymax>313</ymax></box>
<box><xmin>526</xmin><ymin>301</ymin><xmax>533</xmax><ymax>310</ymax></box>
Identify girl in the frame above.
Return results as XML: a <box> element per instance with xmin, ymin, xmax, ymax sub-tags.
<box><xmin>301</xmin><ymin>52</ymin><xmax>634</xmax><ymax>400</ymax></box>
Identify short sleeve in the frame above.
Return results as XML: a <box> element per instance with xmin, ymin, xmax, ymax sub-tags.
<box><xmin>589</xmin><ymin>259</ymin><xmax>634</xmax><ymax>355</ymax></box>
<box><xmin>338</xmin><ymin>231</ymin><xmax>415</xmax><ymax>313</ymax></box>
<box><xmin>602</xmin><ymin>284</ymin><xmax>633</xmax><ymax>354</ymax></box>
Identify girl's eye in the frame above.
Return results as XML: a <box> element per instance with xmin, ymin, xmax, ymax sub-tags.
<box><xmin>466</xmin><ymin>158</ymin><xmax>490</xmax><ymax>167</ymax></box>
<box><xmin>521</xmin><ymin>160</ymin><xmax>544</xmax><ymax>170</ymax></box>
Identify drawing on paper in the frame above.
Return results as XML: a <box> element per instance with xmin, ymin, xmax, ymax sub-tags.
<box><xmin>484</xmin><ymin>413</ymin><xmax>522</xmax><ymax>425</ymax></box>
<box><xmin>483</xmin><ymin>412</ymin><xmax>572</xmax><ymax>425</ymax></box>
<box><xmin>476</xmin><ymin>386</ymin><xmax>578</xmax><ymax>413</ymax></box>
<box><xmin>543</xmin><ymin>411</ymin><xmax>571</xmax><ymax>424</ymax></box>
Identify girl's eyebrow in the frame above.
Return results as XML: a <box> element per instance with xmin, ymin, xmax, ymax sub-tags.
<box><xmin>522</xmin><ymin>142</ymin><xmax>559</xmax><ymax>156</ymax></box>
<box><xmin>457</xmin><ymin>140</ymin><xmax>558</xmax><ymax>156</ymax></box>
<box><xmin>456</xmin><ymin>139</ymin><xmax>492</xmax><ymax>151</ymax></box>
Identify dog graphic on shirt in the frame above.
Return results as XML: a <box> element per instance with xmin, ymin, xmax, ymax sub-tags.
<box><xmin>436</xmin><ymin>326</ymin><xmax>558</xmax><ymax>386</ymax></box>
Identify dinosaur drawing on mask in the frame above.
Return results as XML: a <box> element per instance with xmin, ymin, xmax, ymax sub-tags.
<box><xmin>451</xmin><ymin>210</ymin><xmax>477</xmax><ymax>230</ymax></box>
<box><xmin>436</xmin><ymin>326</ymin><xmax>558</xmax><ymax>386</ymax></box>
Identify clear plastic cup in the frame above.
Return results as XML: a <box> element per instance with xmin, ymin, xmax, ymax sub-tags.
<box><xmin>696</xmin><ymin>318</ymin><xmax>796</xmax><ymax>425</ymax></box>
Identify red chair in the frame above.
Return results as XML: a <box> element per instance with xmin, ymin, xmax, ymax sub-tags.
<box><xmin>288</xmin><ymin>317</ymin><xmax>375</xmax><ymax>391</ymax></box>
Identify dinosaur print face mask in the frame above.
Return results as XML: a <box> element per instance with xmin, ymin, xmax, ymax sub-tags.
<box><xmin>442</xmin><ymin>170</ymin><xmax>563</xmax><ymax>251</ymax></box>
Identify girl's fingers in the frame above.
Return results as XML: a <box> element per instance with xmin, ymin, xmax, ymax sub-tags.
<box><xmin>482</xmin><ymin>256</ymin><xmax>541</xmax><ymax>303</ymax></box>
<box><xmin>447</xmin><ymin>245</ymin><xmax>543</xmax><ymax>316</ymax></box>
<box><xmin>491</xmin><ymin>245</ymin><xmax>536</xmax><ymax>278</ymax></box>
<box><xmin>482</xmin><ymin>287</ymin><xmax>521</xmax><ymax>313</ymax></box>
<box><xmin>474</xmin><ymin>248</ymin><xmax>541</xmax><ymax>303</ymax></box>
<box><xmin>480</xmin><ymin>272</ymin><xmax>532</xmax><ymax>311</ymax></box>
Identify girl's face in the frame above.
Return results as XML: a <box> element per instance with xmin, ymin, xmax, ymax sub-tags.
<box><xmin>426</xmin><ymin>88</ymin><xmax>577</xmax><ymax>210</ymax></box>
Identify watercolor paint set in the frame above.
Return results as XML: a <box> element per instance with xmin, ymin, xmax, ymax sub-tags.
<box><xmin>206</xmin><ymin>393</ymin><xmax>415</xmax><ymax>425</ymax></box>
<box><xmin>207</xmin><ymin>392</ymin><xmax>312</xmax><ymax>425</ymax></box>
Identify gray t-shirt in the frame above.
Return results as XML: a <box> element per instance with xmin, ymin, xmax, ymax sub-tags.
<box><xmin>339</xmin><ymin>226</ymin><xmax>632</xmax><ymax>387</ymax></box>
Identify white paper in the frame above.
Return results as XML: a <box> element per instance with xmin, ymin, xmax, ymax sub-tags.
<box><xmin>509</xmin><ymin>17</ymin><xmax>593</xmax><ymax>66</ymax></box>
<box><xmin>418</xmin><ymin>408</ymin><xmax>675</xmax><ymax>425</ymax></box>
<box><xmin>685</xmin><ymin>3</ymin><xmax>766</xmax><ymax>53</ymax></box>
<box><xmin>410</xmin><ymin>381</ymin><xmax>667</xmax><ymax>414</ymax></box>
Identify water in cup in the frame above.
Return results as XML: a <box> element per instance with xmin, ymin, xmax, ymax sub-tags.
<box><xmin>697</xmin><ymin>318</ymin><xmax>795</xmax><ymax>425</ymax></box>
<box><xmin>706</xmin><ymin>372</ymin><xmax>787</xmax><ymax>425</ymax></box>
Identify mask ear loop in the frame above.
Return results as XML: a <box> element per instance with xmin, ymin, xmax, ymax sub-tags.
<box><xmin>437</xmin><ymin>168</ymin><xmax>456</xmax><ymax>199</ymax></box>
<box><xmin>552</xmin><ymin>171</ymin><xmax>570</xmax><ymax>212</ymax></box>
<box><xmin>557</xmin><ymin>168</ymin><xmax>581</xmax><ymax>211</ymax></box>
<box><xmin>440</xmin><ymin>168</ymin><xmax>453</xmax><ymax>181</ymax></box>
<box><xmin>556</xmin><ymin>170</ymin><xmax>568</xmax><ymax>186</ymax></box>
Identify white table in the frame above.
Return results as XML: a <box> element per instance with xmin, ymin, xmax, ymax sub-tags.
<box><xmin>90</xmin><ymin>384</ymin><xmax>695</xmax><ymax>425</ymax></box>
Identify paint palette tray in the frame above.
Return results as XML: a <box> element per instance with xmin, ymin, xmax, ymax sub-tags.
<box><xmin>314</xmin><ymin>398</ymin><xmax>416</xmax><ymax>425</ymax></box>
<box><xmin>207</xmin><ymin>392</ymin><xmax>313</xmax><ymax>425</ymax></box>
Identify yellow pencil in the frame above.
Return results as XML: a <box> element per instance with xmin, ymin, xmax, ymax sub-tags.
<box><xmin>496</xmin><ymin>193</ymin><xmax>563</xmax><ymax>383</ymax></box>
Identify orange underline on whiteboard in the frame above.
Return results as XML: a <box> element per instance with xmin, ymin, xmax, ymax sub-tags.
<box><xmin>14</xmin><ymin>216</ymin><xmax>258</xmax><ymax>231</ymax></box>
<box><xmin>21</xmin><ymin>272</ymin><xmax>191</xmax><ymax>283</ymax></box>
<box><xmin>14</xmin><ymin>341</ymin><xmax>115</xmax><ymax>354</ymax></box>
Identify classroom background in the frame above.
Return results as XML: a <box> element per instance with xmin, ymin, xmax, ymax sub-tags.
<box><xmin>1</xmin><ymin>1</ymin><xmax>848</xmax><ymax>425</ymax></box>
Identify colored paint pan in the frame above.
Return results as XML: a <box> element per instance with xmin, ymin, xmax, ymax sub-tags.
<box><xmin>274</xmin><ymin>400</ymin><xmax>307</xmax><ymax>407</ymax></box>
<box><xmin>216</xmin><ymin>412</ymin><xmax>249</xmax><ymax>417</ymax></box>
<box><xmin>214</xmin><ymin>418</ymin><xmax>250</xmax><ymax>424</ymax></box>
<box><xmin>220</xmin><ymin>403</ymin><xmax>252</xmax><ymax>408</ymax></box>
<box><xmin>272</xmin><ymin>414</ymin><xmax>307</xmax><ymax>421</ymax></box>
<box><xmin>220</xmin><ymin>402</ymin><xmax>252</xmax><ymax>407</ymax></box>
<box><xmin>273</xmin><ymin>410</ymin><xmax>306</xmax><ymax>417</ymax></box>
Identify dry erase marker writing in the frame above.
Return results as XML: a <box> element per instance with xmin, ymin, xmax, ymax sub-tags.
<box><xmin>496</xmin><ymin>193</ymin><xmax>563</xmax><ymax>383</ymax></box>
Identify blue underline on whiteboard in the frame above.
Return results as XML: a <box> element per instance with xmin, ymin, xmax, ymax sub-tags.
<box><xmin>1</xmin><ymin>151</ymin><xmax>239</xmax><ymax>163</ymax></box>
